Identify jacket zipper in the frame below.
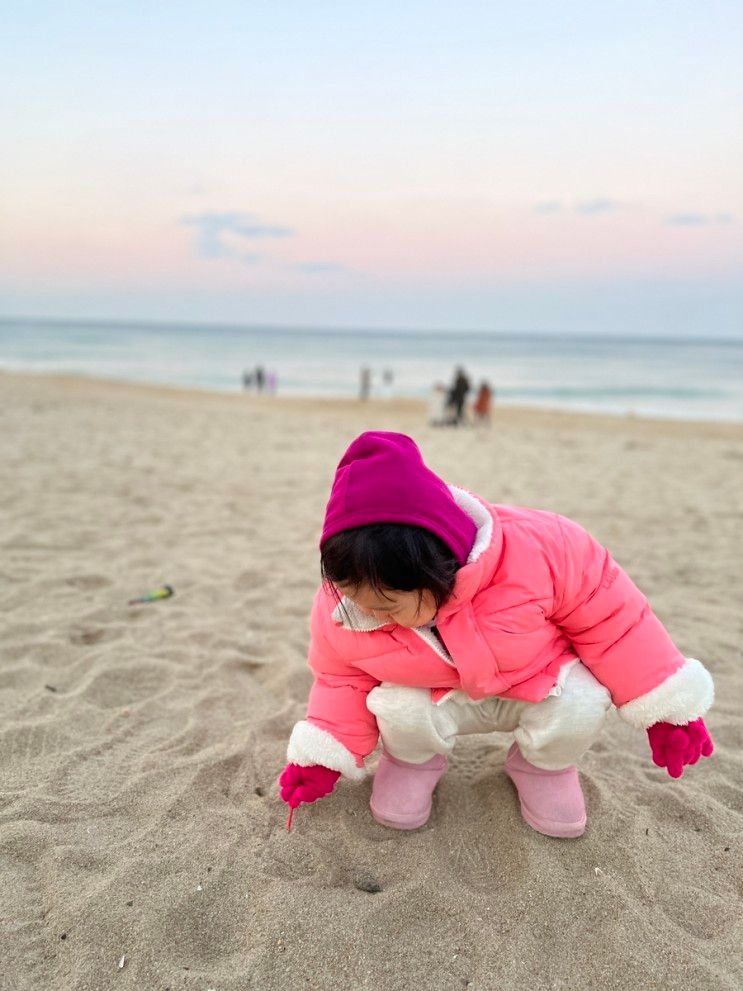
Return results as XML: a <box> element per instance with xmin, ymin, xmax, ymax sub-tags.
<box><xmin>411</xmin><ymin>626</ymin><xmax>456</xmax><ymax>668</ymax></box>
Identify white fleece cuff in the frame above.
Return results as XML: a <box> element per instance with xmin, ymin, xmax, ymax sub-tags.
<box><xmin>287</xmin><ymin>720</ymin><xmax>367</xmax><ymax>781</ymax></box>
<box><xmin>618</xmin><ymin>657</ymin><xmax>714</xmax><ymax>729</ymax></box>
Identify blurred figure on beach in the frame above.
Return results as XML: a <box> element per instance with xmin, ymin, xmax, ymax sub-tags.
<box><xmin>242</xmin><ymin>365</ymin><xmax>271</xmax><ymax>394</ymax></box>
<box><xmin>381</xmin><ymin>368</ymin><xmax>395</xmax><ymax>400</ymax></box>
<box><xmin>447</xmin><ymin>366</ymin><xmax>471</xmax><ymax>426</ymax></box>
<box><xmin>359</xmin><ymin>365</ymin><xmax>372</xmax><ymax>401</ymax></box>
<box><xmin>473</xmin><ymin>380</ymin><xmax>494</xmax><ymax>427</ymax></box>
<box><xmin>428</xmin><ymin>382</ymin><xmax>449</xmax><ymax>426</ymax></box>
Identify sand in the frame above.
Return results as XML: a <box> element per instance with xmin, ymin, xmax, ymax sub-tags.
<box><xmin>1</xmin><ymin>370</ymin><xmax>742</xmax><ymax>991</ymax></box>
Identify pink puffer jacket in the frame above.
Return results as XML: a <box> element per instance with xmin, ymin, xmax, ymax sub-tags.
<box><xmin>287</xmin><ymin>487</ymin><xmax>714</xmax><ymax>779</ymax></box>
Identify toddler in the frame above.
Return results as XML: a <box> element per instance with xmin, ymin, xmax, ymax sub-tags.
<box><xmin>279</xmin><ymin>432</ymin><xmax>714</xmax><ymax>836</ymax></box>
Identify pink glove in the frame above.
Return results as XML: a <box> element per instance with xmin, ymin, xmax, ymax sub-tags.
<box><xmin>279</xmin><ymin>763</ymin><xmax>340</xmax><ymax>828</ymax></box>
<box><xmin>646</xmin><ymin>718</ymin><xmax>714</xmax><ymax>778</ymax></box>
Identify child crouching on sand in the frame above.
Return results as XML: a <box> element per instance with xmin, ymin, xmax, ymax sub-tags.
<box><xmin>279</xmin><ymin>432</ymin><xmax>714</xmax><ymax>836</ymax></box>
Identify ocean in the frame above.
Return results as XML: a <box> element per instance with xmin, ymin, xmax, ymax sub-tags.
<box><xmin>2</xmin><ymin>317</ymin><xmax>743</xmax><ymax>422</ymax></box>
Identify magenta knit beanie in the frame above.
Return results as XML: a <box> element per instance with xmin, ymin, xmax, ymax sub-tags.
<box><xmin>320</xmin><ymin>432</ymin><xmax>477</xmax><ymax>565</ymax></box>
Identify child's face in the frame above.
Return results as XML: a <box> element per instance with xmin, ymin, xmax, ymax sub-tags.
<box><xmin>338</xmin><ymin>584</ymin><xmax>437</xmax><ymax>628</ymax></box>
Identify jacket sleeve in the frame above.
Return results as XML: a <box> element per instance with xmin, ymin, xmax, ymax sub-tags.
<box><xmin>550</xmin><ymin>515</ymin><xmax>713</xmax><ymax>728</ymax></box>
<box><xmin>286</xmin><ymin>590</ymin><xmax>380</xmax><ymax>780</ymax></box>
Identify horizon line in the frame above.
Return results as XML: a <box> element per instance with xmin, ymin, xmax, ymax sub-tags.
<box><xmin>2</xmin><ymin>313</ymin><xmax>743</xmax><ymax>347</ymax></box>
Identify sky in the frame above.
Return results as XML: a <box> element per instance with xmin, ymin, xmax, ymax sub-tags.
<box><xmin>2</xmin><ymin>1</ymin><xmax>742</xmax><ymax>336</ymax></box>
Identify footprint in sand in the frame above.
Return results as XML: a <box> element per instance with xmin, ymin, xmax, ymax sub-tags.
<box><xmin>450</xmin><ymin>740</ymin><xmax>502</xmax><ymax>785</ymax></box>
<box><xmin>68</xmin><ymin>627</ymin><xmax>108</xmax><ymax>646</ymax></box>
<box><xmin>0</xmin><ymin>830</ymin><xmax>57</xmax><ymax>989</ymax></box>
<box><xmin>436</xmin><ymin>781</ymin><xmax>509</xmax><ymax>890</ymax></box>
<box><xmin>705</xmin><ymin>781</ymin><xmax>743</xmax><ymax>816</ymax></box>
<box><xmin>654</xmin><ymin>882</ymin><xmax>738</xmax><ymax>939</ymax></box>
<box><xmin>258</xmin><ymin>818</ymin><xmax>356</xmax><ymax>887</ymax></box>
<box><xmin>82</xmin><ymin>662</ymin><xmax>173</xmax><ymax>709</ymax></box>
<box><xmin>233</xmin><ymin>568</ymin><xmax>263</xmax><ymax>591</ymax></box>
<box><xmin>65</xmin><ymin>574</ymin><xmax>112</xmax><ymax>589</ymax></box>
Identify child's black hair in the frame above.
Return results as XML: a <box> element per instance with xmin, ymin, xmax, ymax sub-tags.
<box><xmin>321</xmin><ymin>523</ymin><xmax>460</xmax><ymax>611</ymax></box>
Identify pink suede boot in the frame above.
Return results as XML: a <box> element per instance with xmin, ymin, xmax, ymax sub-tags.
<box><xmin>370</xmin><ymin>750</ymin><xmax>448</xmax><ymax>829</ymax></box>
<box><xmin>504</xmin><ymin>743</ymin><xmax>586</xmax><ymax>838</ymax></box>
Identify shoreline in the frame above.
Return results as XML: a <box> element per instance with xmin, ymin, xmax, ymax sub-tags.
<box><xmin>4</xmin><ymin>368</ymin><xmax>743</xmax><ymax>438</ymax></box>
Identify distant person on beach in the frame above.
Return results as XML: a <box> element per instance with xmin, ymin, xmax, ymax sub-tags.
<box><xmin>473</xmin><ymin>380</ymin><xmax>494</xmax><ymax>426</ymax></box>
<box><xmin>279</xmin><ymin>431</ymin><xmax>715</xmax><ymax>839</ymax></box>
<box><xmin>447</xmin><ymin>366</ymin><xmax>471</xmax><ymax>425</ymax></box>
<box><xmin>266</xmin><ymin>370</ymin><xmax>278</xmax><ymax>395</ymax></box>
<box><xmin>428</xmin><ymin>382</ymin><xmax>449</xmax><ymax>426</ymax></box>
<box><xmin>255</xmin><ymin>366</ymin><xmax>266</xmax><ymax>393</ymax></box>
<box><xmin>242</xmin><ymin>370</ymin><xmax>253</xmax><ymax>391</ymax></box>
<box><xmin>359</xmin><ymin>365</ymin><xmax>371</xmax><ymax>401</ymax></box>
<box><xmin>381</xmin><ymin>368</ymin><xmax>394</xmax><ymax>400</ymax></box>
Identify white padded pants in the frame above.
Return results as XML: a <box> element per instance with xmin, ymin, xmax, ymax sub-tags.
<box><xmin>366</xmin><ymin>660</ymin><xmax>612</xmax><ymax>770</ymax></box>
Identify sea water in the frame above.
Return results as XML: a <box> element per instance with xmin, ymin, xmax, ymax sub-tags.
<box><xmin>1</xmin><ymin>317</ymin><xmax>742</xmax><ymax>422</ymax></box>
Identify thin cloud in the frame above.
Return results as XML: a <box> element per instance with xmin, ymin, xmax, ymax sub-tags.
<box><xmin>292</xmin><ymin>261</ymin><xmax>347</xmax><ymax>274</ymax></box>
<box><xmin>181</xmin><ymin>212</ymin><xmax>294</xmax><ymax>260</ymax></box>
<box><xmin>534</xmin><ymin>198</ymin><xmax>621</xmax><ymax>216</ymax></box>
<box><xmin>182</xmin><ymin>178</ymin><xmax>219</xmax><ymax>196</ymax></box>
<box><xmin>667</xmin><ymin>212</ymin><xmax>734</xmax><ymax>226</ymax></box>
<box><xmin>574</xmin><ymin>198</ymin><xmax>618</xmax><ymax>216</ymax></box>
<box><xmin>668</xmin><ymin>213</ymin><xmax>706</xmax><ymax>226</ymax></box>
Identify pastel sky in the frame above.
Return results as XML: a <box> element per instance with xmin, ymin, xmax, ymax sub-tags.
<box><xmin>2</xmin><ymin>1</ymin><xmax>742</xmax><ymax>336</ymax></box>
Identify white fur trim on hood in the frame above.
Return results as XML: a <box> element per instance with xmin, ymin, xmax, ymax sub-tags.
<box><xmin>617</xmin><ymin>657</ymin><xmax>714</xmax><ymax>729</ymax></box>
<box><xmin>332</xmin><ymin>595</ymin><xmax>385</xmax><ymax>631</ymax></box>
<box><xmin>287</xmin><ymin>720</ymin><xmax>367</xmax><ymax>780</ymax></box>
<box><xmin>448</xmin><ymin>485</ymin><xmax>493</xmax><ymax>563</ymax></box>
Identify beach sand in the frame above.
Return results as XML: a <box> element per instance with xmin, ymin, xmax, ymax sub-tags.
<box><xmin>2</xmin><ymin>370</ymin><xmax>742</xmax><ymax>991</ymax></box>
